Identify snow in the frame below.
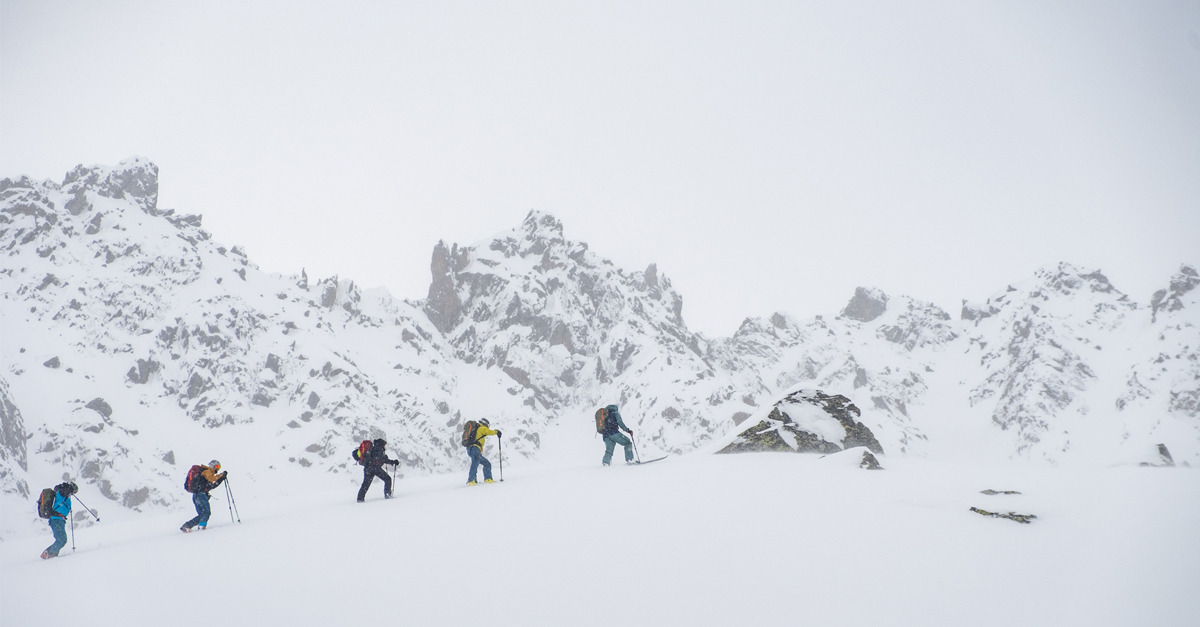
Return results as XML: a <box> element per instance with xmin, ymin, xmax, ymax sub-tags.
<box><xmin>4</xmin><ymin>447</ymin><xmax>1198</xmax><ymax>627</ymax></box>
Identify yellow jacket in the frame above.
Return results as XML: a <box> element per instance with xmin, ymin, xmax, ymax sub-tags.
<box><xmin>469</xmin><ymin>424</ymin><xmax>498</xmax><ymax>451</ymax></box>
<box><xmin>197</xmin><ymin>466</ymin><xmax>227</xmax><ymax>493</ymax></box>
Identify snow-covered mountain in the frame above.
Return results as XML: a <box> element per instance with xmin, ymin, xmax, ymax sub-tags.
<box><xmin>2</xmin><ymin>159</ymin><xmax>1197</xmax><ymax>531</ymax></box>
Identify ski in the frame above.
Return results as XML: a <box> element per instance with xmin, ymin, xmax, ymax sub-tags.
<box><xmin>634</xmin><ymin>456</ymin><xmax>668</xmax><ymax>465</ymax></box>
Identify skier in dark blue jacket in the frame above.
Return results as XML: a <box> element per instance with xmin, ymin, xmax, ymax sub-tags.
<box><xmin>41</xmin><ymin>482</ymin><xmax>77</xmax><ymax>559</ymax></box>
<box><xmin>357</xmin><ymin>439</ymin><xmax>399</xmax><ymax>502</ymax></box>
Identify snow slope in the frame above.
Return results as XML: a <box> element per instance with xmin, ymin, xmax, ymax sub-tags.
<box><xmin>3</xmin><ymin>450</ymin><xmax>1198</xmax><ymax>627</ymax></box>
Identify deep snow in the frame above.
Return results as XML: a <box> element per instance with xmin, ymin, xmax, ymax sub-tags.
<box><xmin>4</xmin><ymin>441</ymin><xmax>1198</xmax><ymax>627</ymax></box>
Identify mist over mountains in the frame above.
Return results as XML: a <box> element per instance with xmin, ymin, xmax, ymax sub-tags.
<box><xmin>1</xmin><ymin>158</ymin><xmax>1197</xmax><ymax>529</ymax></box>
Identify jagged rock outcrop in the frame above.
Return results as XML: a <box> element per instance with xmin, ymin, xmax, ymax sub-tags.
<box><xmin>0</xmin><ymin>376</ymin><xmax>30</xmax><ymax>498</ymax></box>
<box><xmin>716</xmin><ymin>389</ymin><xmax>883</xmax><ymax>455</ymax></box>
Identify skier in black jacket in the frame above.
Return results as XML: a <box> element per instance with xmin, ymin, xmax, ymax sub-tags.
<box><xmin>357</xmin><ymin>438</ymin><xmax>399</xmax><ymax>502</ymax></box>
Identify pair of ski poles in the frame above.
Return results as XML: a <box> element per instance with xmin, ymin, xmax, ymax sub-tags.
<box><xmin>223</xmin><ymin>476</ymin><xmax>241</xmax><ymax>524</ymax></box>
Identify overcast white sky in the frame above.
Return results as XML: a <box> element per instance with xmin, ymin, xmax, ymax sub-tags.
<box><xmin>3</xmin><ymin>1</ymin><xmax>1198</xmax><ymax>335</ymax></box>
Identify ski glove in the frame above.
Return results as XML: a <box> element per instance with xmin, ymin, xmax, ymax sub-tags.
<box><xmin>496</xmin><ymin>430</ymin><xmax>502</xmax><ymax>437</ymax></box>
<box><xmin>388</xmin><ymin>460</ymin><xmax>400</xmax><ymax>466</ymax></box>
<box><xmin>627</xmin><ymin>429</ymin><xmax>634</xmax><ymax>435</ymax></box>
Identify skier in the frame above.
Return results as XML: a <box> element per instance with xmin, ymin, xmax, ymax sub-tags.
<box><xmin>600</xmin><ymin>404</ymin><xmax>635</xmax><ymax>466</ymax></box>
<box><xmin>41</xmin><ymin>482</ymin><xmax>77</xmax><ymax>559</ymax></box>
<box><xmin>357</xmin><ymin>438</ymin><xmax>399</xmax><ymax>502</ymax></box>
<box><xmin>466</xmin><ymin>419</ymin><xmax>501</xmax><ymax>486</ymax></box>
<box><xmin>181</xmin><ymin>460</ymin><xmax>227</xmax><ymax>532</ymax></box>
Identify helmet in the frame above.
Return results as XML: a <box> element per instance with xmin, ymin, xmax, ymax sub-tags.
<box><xmin>373</xmin><ymin>438</ymin><xmax>387</xmax><ymax>448</ymax></box>
<box><xmin>209</xmin><ymin>459</ymin><xmax>221</xmax><ymax>471</ymax></box>
<box><xmin>479</xmin><ymin>419</ymin><xmax>490</xmax><ymax>427</ymax></box>
<box><xmin>607</xmin><ymin>404</ymin><xmax>618</xmax><ymax>412</ymax></box>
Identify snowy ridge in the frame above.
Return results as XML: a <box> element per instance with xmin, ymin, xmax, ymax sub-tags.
<box><xmin>2</xmin><ymin>160</ymin><xmax>1198</xmax><ymax>534</ymax></box>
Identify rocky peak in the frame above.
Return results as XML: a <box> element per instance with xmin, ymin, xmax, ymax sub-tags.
<box><xmin>520</xmin><ymin>210</ymin><xmax>565</xmax><ymax>243</ymax></box>
<box><xmin>840</xmin><ymin>287</ymin><xmax>889</xmax><ymax>322</ymax></box>
<box><xmin>1150</xmin><ymin>264</ymin><xmax>1200</xmax><ymax>322</ymax></box>
<box><xmin>62</xmin><ymin>157</ymin><xmax>159</xmax><ymax>211</ymax></box>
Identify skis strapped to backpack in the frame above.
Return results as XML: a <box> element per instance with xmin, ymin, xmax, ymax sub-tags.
<box><xmin>351</xmin><ymin>439</ymin><xmax>372</xmax><ymax>464</ymax></box>
<box><xmin>461</xmin><ymin>420</ymin><xmax>480</xmax><ymax>448</ymax></box>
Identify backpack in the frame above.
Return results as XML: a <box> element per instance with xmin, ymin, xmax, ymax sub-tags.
<box><xmin>351</xmin><ymin>439</ymin><xmax>372</xmax><ymax>464</ymax></box>
<box><xmin>461</xmin><ymin>420</ymin><xmax>480</xmax><ymax>448</ymax></box>
<box><xmin>37</xmin><ymin>488</ymin><xmax>56</xmax><ymax>519</ymax></box>
<box><xmin>595</xmin><ymin>407</ymin><xmax>617</xmax><ymax>434</ymax></box>
<box><xmin>184</xmin><ymin>465</ymin><xmax>205</xmax><ymax>493</ymax></box>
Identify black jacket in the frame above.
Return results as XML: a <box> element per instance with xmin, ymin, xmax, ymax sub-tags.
<box><xmin>362</xmin><ymin>444</ymin><xmax>395</xmax><ymax>470</ymax></box>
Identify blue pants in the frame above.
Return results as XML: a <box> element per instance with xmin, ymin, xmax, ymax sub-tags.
<box><xmin>603</xmin><ymin>432</ymin><xmax>633</xmax><ymax>465</ymax></box>
<box><xmin>182</xmin><ymin>492</ymin><xmax>211</xmax><ymax>529</ymax></box>
<box><xmin>44</xmin><ymin>518</ymin><xmax>68</xmax><ymax>556</ymax></box>
<box><xmin>468</xmin><ymin>446</ymin><xmax>492</xmax><ymax>483</ymax></box>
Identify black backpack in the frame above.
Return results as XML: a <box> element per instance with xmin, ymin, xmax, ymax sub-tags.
<box><xmin>37</xmin><ymin>488</ymin><xmax>56</xmax><ymax>519</ymax></box>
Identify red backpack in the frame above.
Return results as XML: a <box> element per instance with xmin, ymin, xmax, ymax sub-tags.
<box><xmin>184</xmin><ymin>465</ymin><xmax>205</xmax><ymax>493</ymax></box>
<box><xmin>351</xmin><ymin>440</ymin><xmax>372</xmax><ymax>464</ymax></box>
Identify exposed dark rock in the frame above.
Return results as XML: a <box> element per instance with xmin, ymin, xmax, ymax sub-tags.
<box><xmin>43</xmin><ymin>357</ymin><xmax>61</xmax><ymax>369</ymax></box>
<box><xmin>969</xmin><ymin>507</ymin><xmax>1037</xmax><ymax>524</ymax></box>
<box><xmin>717</xmin><ymin>389</ymin><xmax>883</xmax><ymax>455</ymax></box>
<box><xmin>1158</xmin><ymin>443</ymin><xmax>1175</xmax><ymax>466</ymax></box>
<box><xmin>425</xmin><ymin>240</ymin><xmax>465</xmax><ymax>333</ymax></box>
<box><xmin>86</xmin><ymin>398</ymin><xmax>113</xmax><ymax>419</ymax></box>
<box><xmin>841</xmin><ymin>287</ymin><xmax>888</xmax><ymax>322</ymax></box>
<box><xmin>122</xmin><ymin>487</ymin><xmax>150</xmax><ymax>508</ymax></box>
<box><xmin>0</xmin><ymin>377</ymin><xmax>30</xmax><ymax>496</ymax></box>
<box><xmin>859</xmin><ymin>450</ymin><xmax>883</xmax><ymax>470</ymax></box>
<box><xmin>126</xmin><ymin>358</ymin><xmax>160</xmax><ymax>384</ymax></box>
<box><xmin>1150</xmin><ymin>265</ymin><xmax>1199</xmax><ymax>322</ymax></box>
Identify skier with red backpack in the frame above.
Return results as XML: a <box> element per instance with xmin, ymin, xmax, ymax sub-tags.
<box><xmin>355</xmin><ymin>438</ymin><xmax>399</xmax><ymax>502</ymax></box>
<box><xmin>39</xmin><ymin>482</ymin><xmax>77</xmax><ymax>559</ymax></box>
<box><xmin>180</xmin><ymin>460</ymin><xmax>227</xmax><ymax>532</ymax></box>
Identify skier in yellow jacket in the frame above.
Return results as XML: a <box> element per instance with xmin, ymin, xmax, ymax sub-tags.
<box><xmin>466</xmin><ymin>419</ymin><xmax>501</xmax><ymax>485</ymax></box>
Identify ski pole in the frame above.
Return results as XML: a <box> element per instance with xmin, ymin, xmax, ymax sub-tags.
<box><xmin>630</xmin><ymin>433</ymin><xmax>641</xmax><ymax>463</ymax></box>
<box><xmin>72</xmin><ymin>494</ymin><xmax>100</xmax><ymax>521</ymax></box>
<box><xmin>498</xmin><ymin>435</ymin><xmax>504</xmax><ymax>482</ymax></box>
<box><xmin>70</xmin><ymin>509</ymin><xmax>75</xmax><ymax>552</ymax></box>
<box><xmin>225</xmin><ymin>478</ymin><xmax>241</xmax><ymax>523</ymax></box>
<box><xmin>224</xmin><ymin>481</ymin><xmax>235</xmax><ymax>523</ymax></box>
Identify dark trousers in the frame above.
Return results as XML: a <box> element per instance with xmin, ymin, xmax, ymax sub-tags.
<box><xmin>182</xmin><ymin>492</ymin><xmax>212</xmax><ymax>529</ymax></box>
<box><xmin>357</xmin><ymin>465</ymin><xmax>392</xmax><ymax>501</ymax></box>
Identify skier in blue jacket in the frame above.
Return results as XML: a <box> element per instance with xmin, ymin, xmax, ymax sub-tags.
<box><xmin>41</xmin><ymin>482</ymin><xmax>77</xmax><ymax>559</ymax></box>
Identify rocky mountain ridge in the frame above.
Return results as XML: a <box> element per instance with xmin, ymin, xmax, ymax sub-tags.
<box><xmin>1</xmin><ymin>159</ymin><xmax>1196</xmax><ymax>530</ymax></box>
